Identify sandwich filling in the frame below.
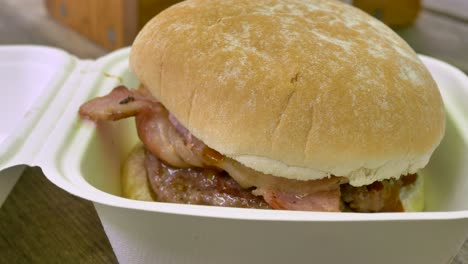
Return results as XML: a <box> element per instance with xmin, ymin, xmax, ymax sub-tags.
<box><xmin>79</xmin><ymin>85</ymin><xmax>417</xmax><ymax>212</ymax></box>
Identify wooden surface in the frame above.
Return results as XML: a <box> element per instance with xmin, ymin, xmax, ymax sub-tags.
<box><xmin>0</xmin><ymin>0</ymin><xmax>467</xmax><ymax>263</ymax></box>
<box><xmin>0</xmin><ymin>167</ymin><xmax>118</xmax><ymax>263</ymax></box>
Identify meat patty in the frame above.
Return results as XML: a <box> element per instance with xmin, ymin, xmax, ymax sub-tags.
<box><xmin>341</xmin><ymin>174</ymin><xmax>417</xmax><ymax>212</ymax></box>
<box><xmin>145</xmin><ymin>149</ymin><xmax>270</xmax><ymax>208</ymax></box>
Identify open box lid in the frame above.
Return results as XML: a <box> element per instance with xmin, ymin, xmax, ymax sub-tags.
<box><xmin>0</xmin><ymin>46</ymin><xmax>136</xmax><ymax>201</ymax></box>
<box><xmin>0</xmin><ymin>46</ymin><xmax>136</xmax><ymax>169</ymax></box>
<box><xmin>0</xmin><ymin>45</ymin><xmax>467</xmax><ymax>221</ymax></box>
<box><xmin>0</xmin><ymin>46</ymin><xmax>80</xmax><ymax>206</ymax></box>
<box><xmin>0</xmin><ymin>46</ymin><xmax>82</xmax><ymax>168</ymax></box>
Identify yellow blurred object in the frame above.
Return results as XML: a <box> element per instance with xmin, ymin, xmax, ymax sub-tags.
<box><xmin>46</xmin><ymin>0</ymin><xmax>184</xmax><ymax>50</ymax></box>
<box><xmin>352</xmin><ymin>0</ymin><xmax>421</xmax><ymax>28</ymax></box>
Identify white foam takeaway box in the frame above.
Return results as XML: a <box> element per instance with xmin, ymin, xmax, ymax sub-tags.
<box><xmin>0</xmin><ymin>45</ymin><xmax>467</xmax><ymax>264</ymax></box>
<box><xmin>0</xmin><ymin>46</ymin><xmax>77</xmax><ymax>206</ymax></box>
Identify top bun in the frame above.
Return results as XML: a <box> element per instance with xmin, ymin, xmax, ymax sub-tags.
<box><xmin>130</xmin><ymin>0</ymin><xmax>445</xmax><ymax>186</ymax></box>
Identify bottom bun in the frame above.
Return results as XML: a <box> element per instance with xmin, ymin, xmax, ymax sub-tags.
<box><xmin>121</xmin><ymin>144</ymin><xmax>155</xmax><ymax>202</ymax></box>
<box><xmin>121</xmin><ymin>145</ymin><xmax>424</xmax><ymax>212</ymax></box>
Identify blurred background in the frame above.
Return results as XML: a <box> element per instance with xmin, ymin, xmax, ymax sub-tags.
<box><xmin>0</xmin><ymin>0</ymin><xmax>467</xmax><ymax>72</ymax></box>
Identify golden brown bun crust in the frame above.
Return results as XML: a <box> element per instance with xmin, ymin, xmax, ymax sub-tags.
<box><xmin>130</xmin><ymin>0</ymin><xmax>445</xmax><ymax>186</ymax></box>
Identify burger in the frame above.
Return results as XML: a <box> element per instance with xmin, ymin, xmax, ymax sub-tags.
<box><xmin>79</xmin><ymin>0</ymin><xmax>445</xmax><ymax>212</ymax></box>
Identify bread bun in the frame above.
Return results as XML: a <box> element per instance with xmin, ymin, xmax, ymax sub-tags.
<box><xmin>122</xmin><ymin>144</ymin><xmax>155</xmax><ymax>201</ymax></box>
<box><xmin>130</xmin><ymin>0</ymin><xmax>445</xmax><ymax>186</ymax></box>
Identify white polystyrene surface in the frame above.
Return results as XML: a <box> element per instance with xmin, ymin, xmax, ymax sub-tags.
<box><xmin>0</xmin><ymin>46</ymin><xmax>74</xmax><ymax>206</ymax></box>
<box><xmin>420</xmin><ymin>55</ymin><xmax>468</xmax><ymax>213</ymax></box>
<box><xmin>95</xmin><ymin>203</ymin><xmax>468</xmax><ymax>264</ymax></box>
<box><xmin>0</xmin><ymin>46</ymin><xmax>71</xmax><ymax>145</ymax></box>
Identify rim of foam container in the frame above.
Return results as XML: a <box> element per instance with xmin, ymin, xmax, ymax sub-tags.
<box><xmin>42</xmin><ymin>178</ymin><xmax>468</xmax><ymax>222</ymax></box>
<box><xmin>0</xmin><ymin>45</ymin><xmax>77</xmax><ymax>168</ymax></box>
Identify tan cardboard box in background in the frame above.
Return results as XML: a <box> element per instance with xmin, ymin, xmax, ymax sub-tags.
<box><xmin>45</xmin><ymin>0</ymin><xmax>183</xmax><ymax>50</ymax></box>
